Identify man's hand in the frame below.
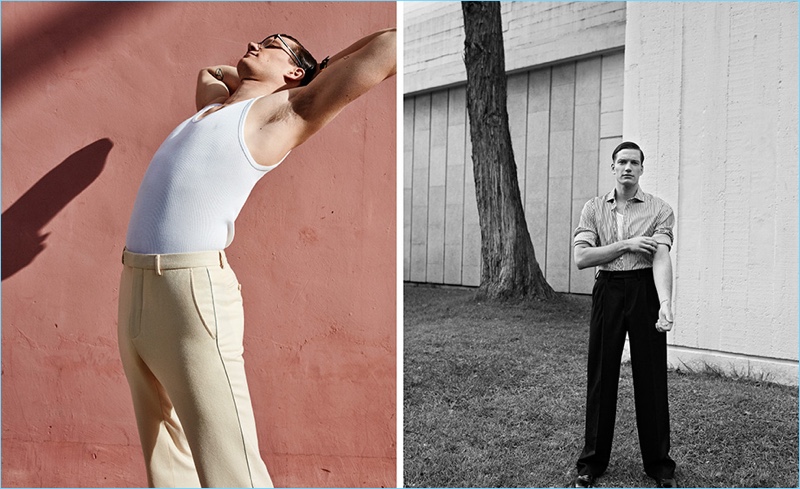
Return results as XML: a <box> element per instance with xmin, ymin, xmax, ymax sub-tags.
<box><xmin>625</xmin><ymin>236</ymin><xmax>659</xmax><ymax>256</ymax></box>
<box><xmin>656</xmin><ymin>300</ymin><xmax>674</xmax><ymax>332</ymax></box>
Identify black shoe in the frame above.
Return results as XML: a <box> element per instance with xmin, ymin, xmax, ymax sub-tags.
<box><xmin>574</xmin><ymin>474</ymin><xmax>596</xmax><ymax>488</ymax></box>
<box><xmin>655</xmin><ymin>477</ymin><xmax>677</xmax><ymax>488</ymax></box>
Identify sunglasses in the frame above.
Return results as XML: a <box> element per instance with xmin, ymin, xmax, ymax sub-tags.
<box><xmin>259</xmin><ymin>34</ymin><xmax>305</xmax><ymax>70</ymax></box>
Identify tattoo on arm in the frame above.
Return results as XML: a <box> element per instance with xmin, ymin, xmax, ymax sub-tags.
<box><xmin>214</xmin><ymin>68</ymin><xmax>224</xmax><ymax>81</ymax></box>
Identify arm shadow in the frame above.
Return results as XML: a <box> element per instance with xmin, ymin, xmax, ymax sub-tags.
<box><xmin>2</xmin><ymin>138</ymin><xmax>113</xmax><ymax>281</ymax></box>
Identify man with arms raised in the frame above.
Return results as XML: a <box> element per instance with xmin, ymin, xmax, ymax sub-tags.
<box><xmin>572</xmin><ymin>141</ymin><xmax>678</xmax><ymax>488</ymax></box>
<box><xmin>118</xmin><ymin>29</ymin><xmax>395</xmax><ymax>487</ymax></box>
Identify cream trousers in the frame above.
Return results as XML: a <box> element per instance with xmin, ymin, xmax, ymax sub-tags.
<box><xmin>118</xmin><ymin>249</ymin><xmax>273</xmax><ymax>488</ymax></box>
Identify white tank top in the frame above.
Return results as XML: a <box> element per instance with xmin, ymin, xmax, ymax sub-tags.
<box><xmin>125</xmin><ymin>97</ymin><xmax>287</xmax><ymax>254</ymax></box>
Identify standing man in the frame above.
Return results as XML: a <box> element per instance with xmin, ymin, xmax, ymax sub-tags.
<box><xmin>118</xmin><ymin>28</ymin><xmax>395</xmax><ymax>487</ymax></box>
<box><xmin>572</xmin><ymin>141</ymin><xmax>677</xmax><ymax>488</ymax></box>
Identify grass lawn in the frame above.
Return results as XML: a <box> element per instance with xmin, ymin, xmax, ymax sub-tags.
<box><xmin>403</xmin><ymin>284</ymin><xmax>799</xmax><ymax>488</ymax></box>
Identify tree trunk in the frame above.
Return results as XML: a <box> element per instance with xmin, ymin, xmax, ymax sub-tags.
<box><xmin>461</xmin><ymin>1</ymin><xmax>556</xmax><ymax>302</ymax></box>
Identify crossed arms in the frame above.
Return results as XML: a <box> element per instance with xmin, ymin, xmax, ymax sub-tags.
<box><xmin>574</xmin><ymin>239</ymin><xmax>675</xmax><ymax>329</ymax></box>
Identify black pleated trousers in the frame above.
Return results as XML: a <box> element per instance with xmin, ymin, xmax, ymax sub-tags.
<box><xmin>576</xmin><ymin>268</ymin><xmax>676</xmax><ymax>479</ymax></box>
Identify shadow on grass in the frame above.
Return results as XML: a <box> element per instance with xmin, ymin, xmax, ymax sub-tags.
<box><xmin>403</xmin><ymin>284</ymin><xmax>798</xmax><ymax>488</ymax></box>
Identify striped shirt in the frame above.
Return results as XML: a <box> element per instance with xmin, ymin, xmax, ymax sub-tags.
<box><xmin>573</xmin><ymin>187</ymin><xmax>675</xmax><ymax>271</ymax></box>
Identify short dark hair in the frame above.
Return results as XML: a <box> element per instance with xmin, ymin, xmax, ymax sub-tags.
<box><xmin>281</xmin><ymin>34</ymin><xmax>319</xmax><ymax>86</ymax></box>
<box><xmin>611</xmin><ymin>141</ymin><xmax>645</xmax><ymax>164</ymax></box>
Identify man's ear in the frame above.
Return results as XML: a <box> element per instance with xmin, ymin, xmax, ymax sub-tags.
<box><xmin>286</xmin><ymin>67</ymin><xmax>305</xmax><ymax>83</ymax></box>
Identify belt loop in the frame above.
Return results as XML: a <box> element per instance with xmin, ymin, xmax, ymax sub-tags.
<box><xmin>219</xmin><ymin>251</ymin><xmax>225</xmax><ymax>269</ymax></box>
<box><xmin>155</xmin><ymin>254</ymin><xmax>162</xmax><ymax>276</ymax></box>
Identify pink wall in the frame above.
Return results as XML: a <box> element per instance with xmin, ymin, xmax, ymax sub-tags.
<box><xmin>1</xmin><ymin>2</ymin><xmax>396</xmax><ymax>487</ymax></box>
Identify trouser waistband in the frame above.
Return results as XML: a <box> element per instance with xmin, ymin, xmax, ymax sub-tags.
<box><xmin>597</xmin><ymin>268</ymin><xmax>653</xmax><ymax>280</ymax></box>
<box><xmin>122</xmin><ymin>248</ymin><xmax>228</xmax><ymax>275</ymax></box>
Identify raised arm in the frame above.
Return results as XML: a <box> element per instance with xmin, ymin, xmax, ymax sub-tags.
<box><xmin>324</xmin><ymin>29</ymin><xmax>393</xmax><ymax>66</ymax></box>
<box><xmin>284</xmin><ymin>28</ymin><xmax>396</xmax><ymax>147</ymax></box>
<box><xmin>196</xmin><ymin>65</ymin><xmax>241</xmax><ymax>110</ymax></box>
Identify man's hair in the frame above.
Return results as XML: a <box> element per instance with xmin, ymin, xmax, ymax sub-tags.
<box><xmin>281</xmin><ymin>34</ymin><xmax>319</xmax><ymax>86</ymax></box>
<box><xmin>611</xmin><ymin>141</ymin><xmax>645</xmax><ymax>164</ymax></box>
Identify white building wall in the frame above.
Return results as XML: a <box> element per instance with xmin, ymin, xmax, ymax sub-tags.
<box><xmin>403</xmin><ymin>2</ymin><xmax>627</xmax><ymax>293</ymax></box>
<box><xmin>405</xmin><ymin>56</ymin><xmax>624</xmax><ymax>293</ymax></box>
<box><xmin>404</xmin><ymin>1</ymin><xmax>798</xmax><ymax>385</ymax></box>
<box><xmin>623</xmin><ymin>2</ymin><xmax>799</xmax><ymax>384</ymax></box>
<box><xmin>404</xmin><ymin>2</ymin><xmax>626</xmax><ymax>95</ymax></box>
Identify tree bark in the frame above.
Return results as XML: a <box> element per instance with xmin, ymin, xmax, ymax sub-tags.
<box><xmin>461</xmin><ymin>1</ymin><xmax>556</xmax><ymax>301</ymax></box>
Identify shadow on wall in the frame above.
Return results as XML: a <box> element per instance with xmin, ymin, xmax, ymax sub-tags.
<box><xmin>1</xmin><ymin>2</ymin><xmax>158</xmax><ymax>97</ymax></box>
<box><xmin>2</xmin><ymin>138</ymin><xmax>113</xmax><ymax>281</ymax></box>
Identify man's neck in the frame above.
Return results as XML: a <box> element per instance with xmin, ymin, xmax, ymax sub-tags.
<box><xmin>225</xmin><ymin>79</ymin><xmax>290</xmax><ymax>105</ymax></box>
<box><xmin>614</xmin><ymin>184</ymin><xmax>639</xmax><ymax>206</ymax></box>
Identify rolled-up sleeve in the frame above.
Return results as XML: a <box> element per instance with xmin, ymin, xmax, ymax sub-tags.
<box><xmin>573</xmin><ymin>199</ymin><xmax>598</xmax><ymax>247</ymax></box>
<box><xmin>653</xmin><ymin>202</ymin><xmax>675</xmax><ymax>249</ymax></box>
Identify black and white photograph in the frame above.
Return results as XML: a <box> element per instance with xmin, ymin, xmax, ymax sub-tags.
<box><xmin>403</xmin><ymin>2</ymin><xmax>799</xmax><ymax>487</ymax></box>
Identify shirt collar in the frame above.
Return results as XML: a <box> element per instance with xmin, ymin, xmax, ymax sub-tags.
<box><xmin>605</xmin><ymin>187</ymin><xmax>646</xmax><ymax>205</ymax></box>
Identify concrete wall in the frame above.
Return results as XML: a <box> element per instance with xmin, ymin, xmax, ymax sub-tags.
<box><xmin>403</xmin><ymin>2</ymin><xmax>626</xmax><ymax>293</ymax></box>
<box><xmin>1</xmin><ymin>3</ymin><xmax>396</xmax><ymax>487</ymax></box>
<box><xmin>404</xmin><ymin>1</ymin><xmax>626</xmax><ymax>95</ymax></box>
<box><xmin>403</xmin><ymin>1</ymin><xmax>799</xmax><ymax>385</ymax></box>
<box><xmin>404</xmin><ymin>52</ymin><xmax>624</xmax><ymax>294</ymax></box>
<box><xmin>623</xmin><ymin>2</ymin><xmax>799</xmax><ymax>385</ymax></box>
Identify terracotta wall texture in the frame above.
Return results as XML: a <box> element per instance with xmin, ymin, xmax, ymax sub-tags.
<box><xmin>1</xmin><ymin>2</ymin><xmax>397</xmax><ymax>487</ymax></box>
